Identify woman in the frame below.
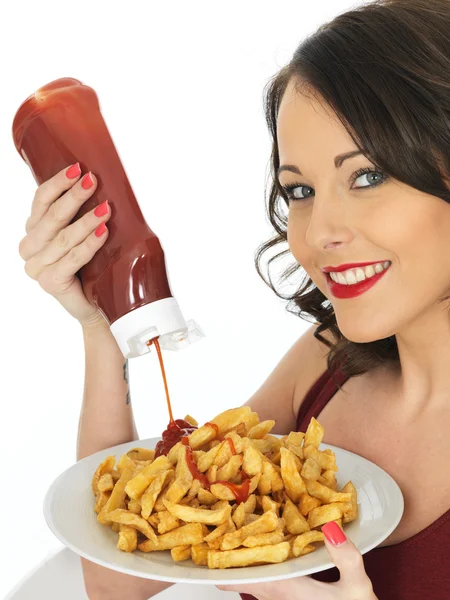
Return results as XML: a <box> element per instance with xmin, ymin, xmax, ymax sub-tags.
<box><xmin>18</xmin><ymin>0</ymin><xmax>450</xmax><ymax>598</ymax></box>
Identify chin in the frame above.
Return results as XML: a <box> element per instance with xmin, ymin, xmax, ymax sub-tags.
<box><xmin>334</xmin><ymin>312</ymin><xmax>397</xmax><ymax>345</ymax></box>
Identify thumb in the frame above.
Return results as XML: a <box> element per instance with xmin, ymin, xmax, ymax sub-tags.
<box><xmin>321</xmin><ymin>521</ymin><xmax>373</xmax><ymax>592</ymax></box>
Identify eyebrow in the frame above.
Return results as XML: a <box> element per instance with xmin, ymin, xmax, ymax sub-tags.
<box><xmin>276</xmin><ymin>150</ymin><xmax>364</xmax><ymax>178</ymax></box>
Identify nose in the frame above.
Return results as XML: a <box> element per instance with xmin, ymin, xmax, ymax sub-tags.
<box><xmin>304</xmin><ymin>186</ymin><xmax>354</xmax><ymax>251</ymax></box>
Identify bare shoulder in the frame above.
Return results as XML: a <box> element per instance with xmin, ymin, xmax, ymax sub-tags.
<box><xmin>244</xmin><ymin>322</ymin><xmax>332</xmax><ymax>434</ymax></box>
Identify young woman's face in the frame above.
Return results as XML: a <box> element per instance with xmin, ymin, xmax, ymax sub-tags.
<box><xmin>277</xmin><ymin>78</ymin><xmax>450</xmax><ymax>343</ymax></box>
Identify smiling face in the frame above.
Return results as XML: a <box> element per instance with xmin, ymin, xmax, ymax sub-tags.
<box><xmin>277</xmin><ymin>77</ymin><xmax>450</xmax><ymax>343</ymax></box>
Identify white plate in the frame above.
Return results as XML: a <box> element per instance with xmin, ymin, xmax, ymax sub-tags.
<box><xmin>43</xmin><ymin>436</ymin><xmax>404</xmax><ymax>585</ymax></box>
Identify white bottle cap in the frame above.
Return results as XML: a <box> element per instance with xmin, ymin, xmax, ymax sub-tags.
<box><xmin>109</xmin><ymin>297</ymin><xmax>204</xmax><ymax>358</ymax></box>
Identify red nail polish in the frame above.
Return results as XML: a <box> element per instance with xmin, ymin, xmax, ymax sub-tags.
<box><xmin>95</xmin><ymin>223</ymin><xmax>108</xmax><ymax>237</ymax></box>
<box><xmin>66</xmin><ymin>162</ymin><xmax>81</xmax><ymax>179</ymax></box>
<box><xmin>322</xmin><ymin>522</ymin><xmax>347</xmax><ymax>546</ymax></box>
<box><xmin>81</xmin><ymin>172</ymin><xmax>94</xmax><ymax>189</ymax></box>
<box><xmin>94</xmin><ymin>200</ymin><xmax>109</xmax><ymax>217</ymax></box>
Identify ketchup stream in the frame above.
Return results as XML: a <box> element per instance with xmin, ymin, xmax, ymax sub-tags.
<box><xmin>150</xmin><ymin>336</ymin><xmax>250</xmax><ymax>503</ymax></box>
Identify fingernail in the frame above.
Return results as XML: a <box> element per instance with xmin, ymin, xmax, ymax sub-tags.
<box><xmin>322</xmin><ymin>521</ymin><xmax>347</xmax><ymax>546</ymax></box>
<box><xmin>81</xmin><ymin>172</ymin><xmax>94</xmax><ymax>189</ymax></box>
<box><xmin>95</xmin><ymin>223</ymin><xmax>108</xmax><ymax>237</ymax></box>
<box><xmin>94</xmin><ymin>200</ymin><xmax>109</xmax><ymax>217</ymax></box>
<box><xmin>66</xmin><ymin>162</ymin><xmax>81</xmax><ymax>179</ymax></box>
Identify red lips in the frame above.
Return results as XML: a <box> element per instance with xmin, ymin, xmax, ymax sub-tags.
<box><xmin>322</xmin><ymin>261</ymin><xmax>386</xmax><ymax>273</ymax></box>
<box><xmin>325</xmin><ymin>263</ymin><xmax>391</xmax><ymax>299</ymax></box>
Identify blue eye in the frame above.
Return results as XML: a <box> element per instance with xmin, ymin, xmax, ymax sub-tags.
<box><xmin>280</xmin><ymin>167</ymin><xmax>389</xmax><ymax>202</ymax></box>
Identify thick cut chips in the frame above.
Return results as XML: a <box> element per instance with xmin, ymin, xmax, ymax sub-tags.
<box><xmin>91</xmin><ymin>408</ymin><xmax>358</xmax><ymax>569</ymax></box>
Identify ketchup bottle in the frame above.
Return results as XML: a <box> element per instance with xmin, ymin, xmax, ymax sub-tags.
<box><xmin>12</xmin><ymin>78</ymin><xmax>203</xmax><ymax>358</ymax></box>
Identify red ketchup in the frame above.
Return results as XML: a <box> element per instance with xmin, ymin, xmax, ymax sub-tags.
<box><xmin>183</xmin><ymin>434</ymin><xmax>250</xmax><ymax>504</ymax></box>
<box><xmin>154</xmin><ymin>420</ymin><xmax>197</xmax><ymax>458</ymax></box>
<box><xmin>12</xmin><ymin>77</ymin><xmax>202</xmax><ymax>359</ymax></box>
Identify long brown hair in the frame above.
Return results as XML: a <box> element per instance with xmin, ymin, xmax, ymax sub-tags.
<box><xmin>256</xmin><ymin>0</ymin><xmax>450</xmax><ymax>378</ymax></box>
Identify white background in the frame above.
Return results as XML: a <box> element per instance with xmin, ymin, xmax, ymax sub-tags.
<box><xmin>0</xmin><ymin>0</ymin><xmax>354</xmax><ymax>596</ymax></box>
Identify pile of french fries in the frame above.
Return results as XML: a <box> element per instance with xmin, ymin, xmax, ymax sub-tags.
<box><xmin>92</xmin><ymin>407</ymin><xmax>358</xmax><ymax>569</ymax></box>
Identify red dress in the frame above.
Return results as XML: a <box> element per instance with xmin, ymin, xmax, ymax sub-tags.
<box><xmin>241</xmin><ymin>366</ymin><xmax>450</xmax><ymax>600</ymax></box>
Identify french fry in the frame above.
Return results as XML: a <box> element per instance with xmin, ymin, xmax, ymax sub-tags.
<box><xmin>128</xmin><ymin>498</ymin><xmax>142</xmax><ymax>515</ymax></box>
<box><xmin>292</xmin><ymin>530</ymin><xmax>325</xmax><ymax>557</ymax></box>
<box><xmin>165</xmin><ymin>446</ymin><xmax>193</xmax><ymax>503</ymax></box>
<box><xmin>184</xmin><ymin>414</ymin><xmax>198</xmax><ymax>427</ymax></box>
<box><xmin>280</xmin><ymin>448</ymin><xmax>306</xmax><ymax>502</ymax></box>
<box><xmin>94</xmin><ymin>491</ymin><xmax>110</xmax><ymax>514</ymax></box>
<box><xmin>342</xmin><ymin>481</ymin><xmax>358</xmax><ymax>523</ymax></box>
<box><xmin>282</xmin><ymin>498</ymin><xmax>310</xmax><ymax>535</ymax></box>
<box><xmin>98</xmin><ymin>473</ymin><xmax>114</xmax><ymax>493</ymax></box>
<box><xmin>125</xmin><ymin>456</ymin><xmax>172</xmax><ymax>500</ymax></box>
<box><xmin>307</xmin><ymin>502</ymin><xmax>347</xmax><ymax>529</ymax></box>
<box><xmin>242</xmin><ymin>530</ymin><xmax>284</xmax><ymax>547</ymax></box>
<box><xmin>261</xmin><ymin>495</ymin><xmax>281</xmax><ymax>515</ymax></box>
<box><xmin>196</xmin><ymin>444</ymin><xmax>221</xmax><ymax>472</ymax></box>
<box><xmin>306</xmin><ymin>480</ymin><xmax>352</xmax><ymax>504</ymax></box>
<box><xmin>303</xmin><ymin>445</ymin><xmax>338</xmax><ymax>471</ymax></box>
<box><xmin>157</xmin><ymin>511</ymin><xmax>180</xmax><ymax>534</ymax></box>
<box><xmin>127</xmin><ymin>448</ymin><xmax>155</xmax><ymax>462</ymax></box>
<box><xmin>318</xmin><ymin>470</ymin><xmax>338</xmax><ymax>490</ymax></box>
<box><xmin>299</xmin><ymin>544</ymin><xmax>316</xmax><ymax>556</ymax></box>
<box><xmin>249</xmin><ymin>437</ymin><xmax>282</xmax><ymax>455</ymax></box>
<box><xmin>243</xmin><ymin>445</ymin><xmax>263</xmax><ymax>477</ymax></box>
<box><xmin>92</xmin><ymin>456</ymin><xmax>116</xmax><ymax>494</ymax></box>
<box><xmin>98</xmin><ymin>467</ymin><xmax>134</xmax><ymax>525</ymax></box>
<box><xmin>285</xmin><ymin>432</ymin><xmax>305</xmax><ymax>447</ymax></box>
<box><xmin>301</xmin><ymin>458</ymin><xmax>321</xmax><ymax>482</ymax></box>
<box><xmin>224</xmin><ymin>431</ymin><xmax>244</xmax><ymax>454</ymax></box>
<box><xmin>141</xmin><ymin>470</ymin><xmax>173</xmax><ymax>519</ymax></box>
<box><xmin>248</xmin><ymin>420</ymin><xmax>276</xmax><ymax>439</ymax></box>
<box><xmin>207</xmin><ymin>465</ymin><xmax>218</xmax><ymax>484</ymax></box>
<box><xmin>198</xmin><ymin>488</ymin><xmax>217</xmax><ymax>506</ymax></box>
<box><xmin>139</xmin><ymin>523</ymin><xmax>204</xmax><ymax>552</ymax></box>
<box><xmin>216</xmin><ymin>454</ymin><xmax>243</xmax><ymax>481</ymax></box>
<box><xmin>104</xmin><ymin>509</ymin><xmax>157</xmax><ymax>543</ymax></box>
<box><xmin>304</xmin><ymin>417</ymin><xmax>324</xmax><ymax>448</ymax></box>
<box><xmin>171</xmin><ymin>545</ymin><xmax>191</xmax><ymax>561</ymax></box>
<box><xmin>208</xmin><ymin>542</ymin><xmax>290</xmax><ymax>568</ymax></box>
<box><xmin>299</xmin><ymin>492</ymin><xmax>322</xmax><ymax>516</ymax></box>
<box><xmin>220</xmin><ymin>511</ymin><xmax>278</xmax><ymax>550</ymax></box>
<box><xmin>163</xmin><ymin>499</ymin><xmax>232</xmax><ymax>526</ymax></box>
<box><xmin>117</xmin><ymin>453</ymin><xmax>137</xmax><ymax>475</ymax></box>
<box><xmin>191</xmin><ymin>543</ymin><xmax>210</xmax><ymax>565</ymax></box>
<box><xmin>117</xmin><ymin>524</ymin><xmax>138</xmax><ymax>552</ymax></box>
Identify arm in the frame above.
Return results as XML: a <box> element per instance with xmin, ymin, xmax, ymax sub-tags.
<box><xmin>78</xmin><ymin>320</ymin><xmax>172</xmax><ymax>600</ymax></box>
<box><xmin>245</xmin><ymin>323</ymin><xmax>330</xmax><ymax>433</ymax></box>
<box><xmin>19</xmin><ymin>165</ymin><xmax>171</xmax><ymax>598</ymax></box>
<box><xmin>77</xmin><ymin>319</ymin><xmax>138</xmax><ymax>461</ymax></box>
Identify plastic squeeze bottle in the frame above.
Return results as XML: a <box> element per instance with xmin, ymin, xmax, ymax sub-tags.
<box><xmin>12</xmin><ymin>77</ymin><xmax>203</xmax><ymax>358</ymax></box>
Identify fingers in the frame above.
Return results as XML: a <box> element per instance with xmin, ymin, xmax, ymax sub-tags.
<box><xmin>36</xmin><ymin>221</ymin><xmax>109</xmax><ymax>297</ymax></box>
<box><xmin>25</xmin><ymin>162</ymin><xmax>82</xmax><ymax>234</ymax></box>
<box><xmin>19</xmin><ymin>166</ymin><xmax>97</xmax><ymax>261</ymax></box>
<box><xmin>24</xmin><ymin>200</ymin><xmax>111</xmax><ymax>281</ymax></box>
<box><xmin>216</xmin><ymin>578</ymin><xmax>324</xmax><ymax>600</ymax></box>
<box><xmin>322</xmin><ymin>522</ymin><xmax>375</xmax><ymax>597</ymax></box>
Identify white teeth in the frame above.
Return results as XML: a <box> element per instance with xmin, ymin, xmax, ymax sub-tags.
<box><xmin>355</xmin><ymin>268</ymin><xmax>366</xmax><ymax>282</ymax></box>
<box><xmin>345</xmin><ymin>270</ymin><xmax>357</xmax><ymax>285</ymax></box>
<box><xmin>328</xmin><ymin>261</ymin><xmax>391</xmax><ymax>286</ymax></box>
<box><xmin>364</xmin><ymin>265</ymin><xmax>375</xmax><ymax>278</ymax></box>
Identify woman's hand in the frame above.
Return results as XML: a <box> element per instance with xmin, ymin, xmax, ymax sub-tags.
<box><xmin>18</xmin><ymin>163</ymin><xmax>111</xmax><ymax>328</ymax></box>
<box><xmin>218</xmin><ymin>522</ymin><xmax>378</xmax><ymax>600</ymax></box>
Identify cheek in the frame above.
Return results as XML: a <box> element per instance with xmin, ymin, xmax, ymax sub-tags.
<box><xmin>287</xmin><ymin>214</ymin><xmax>328</xmax><ymax>291</ymax></box>
<box><xmin>287</xmin><ymin>212</ymin><xmax>309</xmax><ymax>263</ymax></box>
